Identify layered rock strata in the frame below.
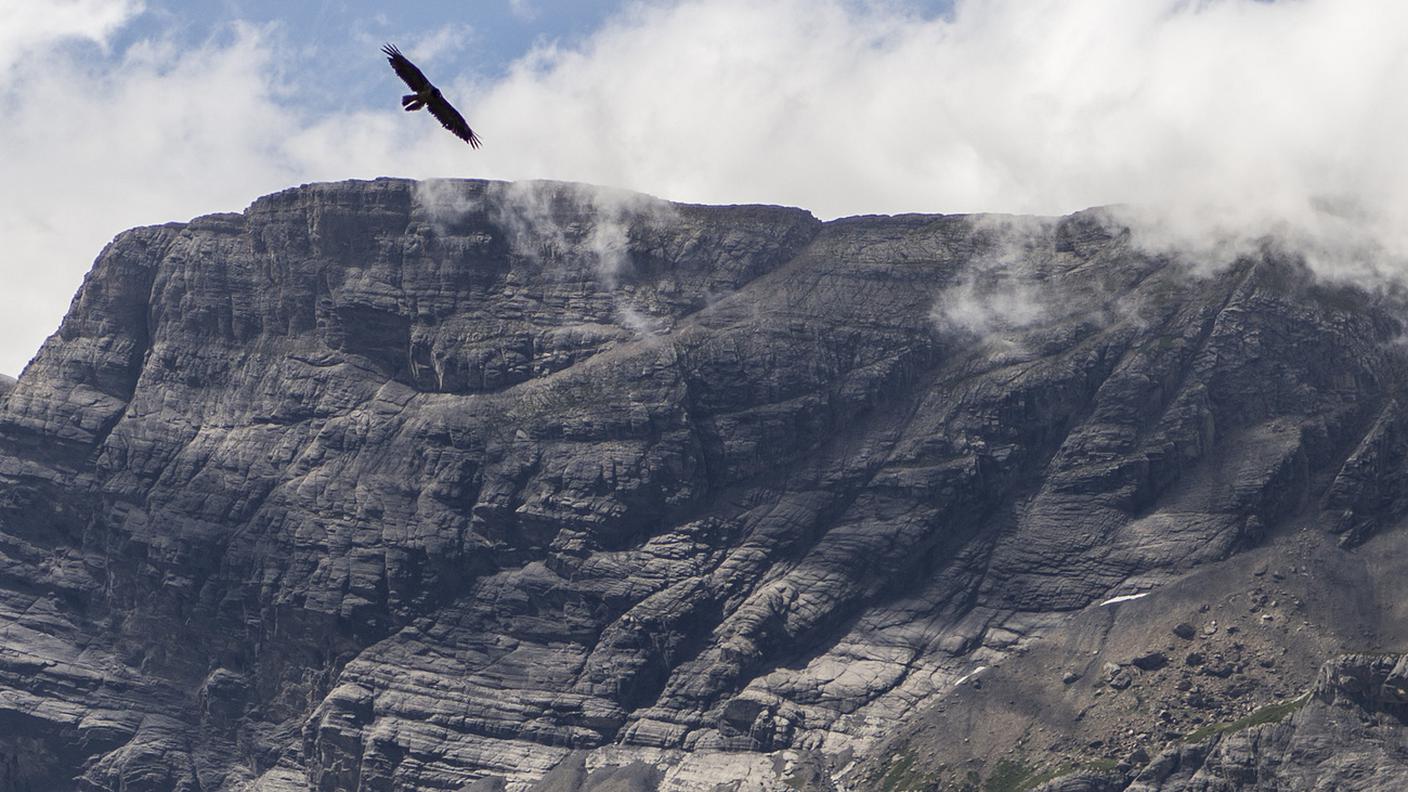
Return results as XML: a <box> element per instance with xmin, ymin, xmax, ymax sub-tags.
<box><xmin>2</xmin><ymin>178</ymin><xmax>1408</xmax><ymax>790</ymax></box>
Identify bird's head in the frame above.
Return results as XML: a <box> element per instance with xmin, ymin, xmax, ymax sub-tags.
<box><xmin>431</xmin><ymin>88</ymin><xmax>442</xmax><ymax>98</ymax></box>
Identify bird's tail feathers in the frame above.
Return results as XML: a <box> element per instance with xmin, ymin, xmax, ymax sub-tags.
<box><xmin>402</xmin><ymin>94</ymin><xmax>425</xmax><ymax>111</ymax></box>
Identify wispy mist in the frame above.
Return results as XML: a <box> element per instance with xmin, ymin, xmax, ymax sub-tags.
<box><xmin>929</xmin><ymin>216</ymin><xmax>1080</xmax><ymax>349</ymax></box>
<box><xmin>413</xmin><ymin>178</ymin><xmax>679</xmax><ymax>336</ymax></box>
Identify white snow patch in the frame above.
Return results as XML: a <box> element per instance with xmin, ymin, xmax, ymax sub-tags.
<box><xmin>953</xmin><ymin>665</ymin><xmax>988</xmax><ymax>687</ymax></box>
<box><xmin>1099</xmin><ymin>591</ymin><xmax>1153</xmax><ymax>607</ymax></box>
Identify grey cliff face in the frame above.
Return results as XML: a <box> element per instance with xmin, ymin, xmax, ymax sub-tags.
<box><xmin>4</xmin><ymin>178</ymin><xmax>1408</xmax><ymax>791</ymax></box>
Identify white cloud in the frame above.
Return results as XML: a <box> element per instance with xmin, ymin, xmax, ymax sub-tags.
<box><xmin>404</xmin><ymin>23</ymin><xmax>477</xmax><ymax>64</ymax></box>
<box><xmin>0</xmin><ymin>0</ymin><xmax>141</xmax><ymax>75</ymax></box>
<box><xmin>467</xmin><ymin>0</ymin><xmax>1408</xmax><ymax>281</ymax></box>
<box><xmin>508</xmin><ymin>0</ymin><xmax>539</xmax><ymax>22</ymax></box>
<box><xmin>6</xmin><ymin>0</ymin><xmax>1408</xmax><ymax>376</ymax></box>
<box><xmin>0</xmin><ymin>20</ymin><xmax>305</xmax><ymax>376</ymax></box>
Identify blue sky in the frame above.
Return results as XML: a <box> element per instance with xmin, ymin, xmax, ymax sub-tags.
<box><xmin>111</xmin><ymin>1</ymin><xmax>628</xmax><ymax>108</ymax></box>
<box><xmin>3</xmin><ymin>0</ymin><xmax>1407</xmax><ymax>377</ymax></box>
<box><xmin>100</xmin><ymin>1</ymin><xmax>956</xmax><ymax>115</ymax></box>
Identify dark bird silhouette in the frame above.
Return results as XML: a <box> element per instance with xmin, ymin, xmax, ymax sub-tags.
<box><xmin>382</xmin><ymin>43</ymin><xmax>481</xmax><ymax>148</ymax></box>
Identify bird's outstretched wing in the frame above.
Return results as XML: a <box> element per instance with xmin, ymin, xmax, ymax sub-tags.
<box><xmin>382</xmin><ymin>44</ymin><xmax>432</xmax><ymax>92</ymax></box>
<box><xmin>427</xmin><ymin>96</ymin><xmax>483</xmax><ymax>149</ymax></box>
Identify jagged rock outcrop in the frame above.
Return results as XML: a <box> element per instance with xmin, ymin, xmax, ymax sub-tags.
<box><xmin>3</xmin><ymin>178</ymin><xmax>1408</xmax><ymax>791</ymax></box>
<box><xmin>1129</xmin><ymin>653</ymin><xmax>1408</xmax><ymax>791</ymax></box>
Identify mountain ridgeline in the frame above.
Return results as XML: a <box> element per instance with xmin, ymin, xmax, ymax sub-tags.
<box><xmin>5</xmin><ymin>178</ymin><xmax>1408</xmax><ymax>791</ymax></box>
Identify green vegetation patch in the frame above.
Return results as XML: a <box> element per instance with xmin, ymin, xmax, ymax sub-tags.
<box><xmin>879</xmin><ymin>751</ymin><xmax>931</xmax><ymax>792</ymax></box>
<box><xmin>877</xmin><ymin>752</ymin><xmax>1122</xmax><ymax>792</ymax></box>
<box><xmin>1183</xmin><ymin>693</ymin><xmax>1310</xmax><ymax>744</ymax></box>
<box><xmin>983</xmin><ymin>759</ymin><xmax>1035</xmax><ymax>792</ymax></box>
<box><xmin>979</xmin><ymin>756</ymin><xmax>1126</xmax><ymax>792</ymax></box>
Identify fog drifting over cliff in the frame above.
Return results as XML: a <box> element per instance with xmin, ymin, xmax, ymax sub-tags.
<box><xmin>4</xmin><ymin>0</ymin><xmax>1408</xmax><ymax>374</ymax></box>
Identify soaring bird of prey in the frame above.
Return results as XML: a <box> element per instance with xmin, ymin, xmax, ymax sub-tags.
<box><xmin>382</xmin><ymin>43</ymin><xmax>482</xmax><ymax>148</ymax></box>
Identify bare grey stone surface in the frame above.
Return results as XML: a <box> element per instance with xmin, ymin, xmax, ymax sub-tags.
<box><xmin>4</xmin><ymin>178</ymin><xmax>1408</xmax><ymax>791</ymax></box>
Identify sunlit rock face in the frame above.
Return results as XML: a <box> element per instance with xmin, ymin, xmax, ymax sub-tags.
<box><xmin>4</xmin><ymin>178</ymin><xmax>1408</xmax><ymax>792</ymax></box>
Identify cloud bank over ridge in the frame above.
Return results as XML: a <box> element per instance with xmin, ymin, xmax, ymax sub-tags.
<box><xmin>4</xmin><ymin>0</ymin><xmax>1408</xmax><ymax>374</ymax></box>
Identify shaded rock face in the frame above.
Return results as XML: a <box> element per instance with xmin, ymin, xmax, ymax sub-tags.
<box><xmin>2</xmin><ymin>177</ymin><xmax>1408</xmax><ymax>791</ymax></box>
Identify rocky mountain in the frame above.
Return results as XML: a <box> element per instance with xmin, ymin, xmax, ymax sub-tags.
<box><xmin>4</xmin><ymin>178</ymin><xmax>1408</xmax><ymax>791</ymax></box>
